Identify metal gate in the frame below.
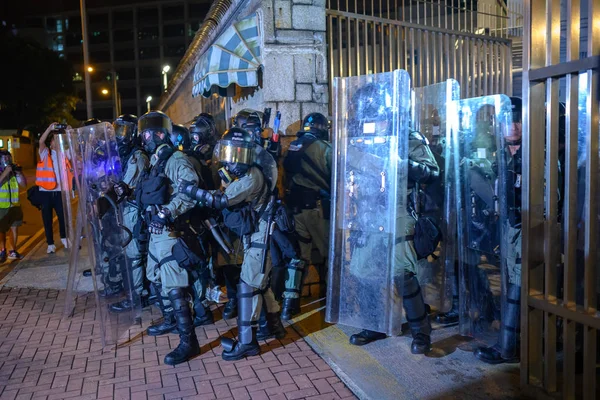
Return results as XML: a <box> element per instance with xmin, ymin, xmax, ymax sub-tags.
<box><xmin>521</xmin><ymin>0</ymin><xmax>600</xmax><ymax>397</ymax></box>
<box><xmin>326</xmin><ymin>0</ymin><xmax>513</xmax><ymax>99</ymax></box>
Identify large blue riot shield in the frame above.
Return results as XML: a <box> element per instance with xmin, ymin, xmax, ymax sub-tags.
<box><xmin>412</xmin><ymin>80</ymin><xmax>460</xmax><ymax>313</ymax></box>
<box><xmin>64</xmin><ymin>123</ymin><xmax>140</xmax><ymax>346</ymax></box>
<box><xmin>326</xmin><ymin>70</ymin><xmax>411</xmax><ymax>336</ymax></box>
<box><xmin>452</xmin><ymin>95</ymin><xmax>517</xmax><ymax>351</ymax></box>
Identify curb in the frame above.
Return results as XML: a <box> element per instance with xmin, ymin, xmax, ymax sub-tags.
<box><xmin>0</xmin><ymin>216</ymin><xmax>57</xmax><ymax>289</ymax></box>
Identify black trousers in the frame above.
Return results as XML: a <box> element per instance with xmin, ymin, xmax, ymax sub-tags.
<box><xmin>40</xmin><ymin>191</ymin><xmax>66</xmax><ymax>245</ymax></box>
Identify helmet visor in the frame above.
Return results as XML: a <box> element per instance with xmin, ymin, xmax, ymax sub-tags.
<box><xmin>215</xmin><ymin>140</ymin><xmax>255</xmax><ymax>165</ymax></box>
<box><xmin>114</xmin><ymin>122</ymin><xmax>135</xmax><ymax>140</ymax></box>
<box><xmin>138</xmin><ymin>114</ymin><xmax>171</xmax><ymax>134</ymax></box>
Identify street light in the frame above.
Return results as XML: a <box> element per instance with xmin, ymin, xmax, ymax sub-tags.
<box><xmin>162</xmin><ymin>65</ymin><xmax>171</xmax><ymax>91</ymax></box>
<box><xmin>87</xmin><ymin>66</ymin><xmax>94</xmax><ymax>73</ymax></box>
<box><xmin>101</xmin><ymin>88</ymin><xmax>109</xmax><ymax>95</ymax></box>
<box><xmin>146</xmin><ymin>96</ymin><xmax>152</xmax><ymax>112</ymax></box>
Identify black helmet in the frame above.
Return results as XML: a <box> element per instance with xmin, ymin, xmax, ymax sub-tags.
<box><xmin>233</xmin><ymin>109</ymin><xmax>263</xmax><ymax>144</ymax></box>
<box><xmin>300</xmin><ymin>113</ymin><xmax>328</xmax><ymax>140</ymax></box>
<box><xmin>171</xmin><ymin>124</ymin><xmax>191</xmax><ymax>151</ymax></box>
<box><xmin>189</xmin><ymin>113</ymin><xmax>217</xmax><ymax>150</ymax></box>
<box><xmin>113</xmin><ymin>114</ymin><xmax>138</xmax><ymax>157</ymax></box>
<box><xmin>216</xmin><ymin>127</ymin><xmax>255</xmax><ymax>177</ymax></box>
<box><xmin>509</xmin><ymin>97</ymin><xmax>522</xmax><ymax>123</ymax></box>
<box><xmin>83</xmin><ymin>118</ymin><xmax>101</xmax><ymax>127</ymax></box>
<box><xmin>352</xmin><ymin>82</ymin><xmax>393</xmax><ymax>135</ymax></box>
<box><xmin>138</xmin><ymin>111</ymin><xmax>173</xmax><ymax>156</ymax></box>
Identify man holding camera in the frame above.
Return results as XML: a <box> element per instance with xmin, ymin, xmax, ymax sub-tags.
<box><xmin>37</xmin><ymin>123</ymin><xmax>71</xmax><ymax>254</ymax></box>
<box><xmin>0</xmin><ymin>150</ymin><xmax>26</xmax><ymax>262</ymax></box>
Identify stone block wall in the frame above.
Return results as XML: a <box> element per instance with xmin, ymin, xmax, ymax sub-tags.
<box><xmin>162</xmin><ymin>0</ymin><xmax>329</xmax><ymax>136</ymax></box>
<box><xmin>231</xmin><ymin>0</ymin><xmax>329</xmax><ymax>135</ymax></box>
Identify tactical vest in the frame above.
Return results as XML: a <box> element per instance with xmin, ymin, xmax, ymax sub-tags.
<box><xmin>136</xmin><ymin>154</ymin><xmax>171</xmax><ymax>208</ymax></box>
<box><xmin>0</xmin><ymin>176</ymin><xmax>19</xmax><ymax>208</ymax></box>
<box><xmin>283</xmin><ymin>135</ymin><xmax>330</xmax><ymax>193</ymax></box>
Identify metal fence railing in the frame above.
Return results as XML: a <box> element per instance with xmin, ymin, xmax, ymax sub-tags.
<box><xmin>326</xmin><ymin>7</ymin><xmax>513</xmax><ymax>100</ymax></box>
<box><xmin>521</xmin><ymin>0</ymin><xmax>600</xmax><ymax>397</ymax></box>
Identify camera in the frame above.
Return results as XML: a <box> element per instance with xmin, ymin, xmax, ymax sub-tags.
<box><xmin>11</xmin><ymin>164</ymin><xmax>22</xmax><ymax>172</ymax></box>
<box><xmin>54</xmin><ymin>123</ymin><xmax>68</xmax><ymax>131</ymax></box>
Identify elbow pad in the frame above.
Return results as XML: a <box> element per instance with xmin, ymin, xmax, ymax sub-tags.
<box><xmin>408</xmin><ymin>160</ymin><xmax>439</xmax><ymax>184</ymax></box>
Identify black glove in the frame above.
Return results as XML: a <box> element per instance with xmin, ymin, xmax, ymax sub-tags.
<box><xmin>113</xmin><ymin>181</ymin><xmax>131</xmax><ymax>200</ymax></box>
<box><xmin>149</xmin><ymin>214</ymin><xmax>167</xmax><ymax>235</ymax></box>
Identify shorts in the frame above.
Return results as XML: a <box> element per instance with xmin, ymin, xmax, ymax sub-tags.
<box><xmin>0</xmin><ymin>207</ymin><xmax>24</xmax><ymax>233</ymax></box>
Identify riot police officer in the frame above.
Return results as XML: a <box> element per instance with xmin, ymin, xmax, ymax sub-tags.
<box><xmin>474</xmin><ymin>97</ymin><xmax>522</xmax><ymax>364</ymax></box>
<box><xmin>281</xmin><ymin>112</ymin><xmax>332</xmax><ymax>320</ymax></box>
<box><xmin>107</xmin><ymin>114</ymin><xmax>151</xmax><ymax>313</ymax></box>
<box><xmin>178</xmin><ymin>127</ymin><xmax>286</xmax><ymax>361</ymax></box>
<box><xmin>347</xmin><ymin>83</ymin><xmax>439</xmax><ymax>354</ymax></box>
<box><xmin>136</xmin><ymin>111</ymin><xmax>201</xmax><ymax>365</ymax></box>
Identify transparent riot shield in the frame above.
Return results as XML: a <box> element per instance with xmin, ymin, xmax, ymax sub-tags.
<box><xmin>326</xmin><ymin>70</ymin><xmax>411</xmax><ymax>336</ymax></box>
<box><xmin>69</xmin><ymin>123</ymin><xmax>140</xmax><ymax>346</ymax></box>
<box><xmin>412</xmin><ymin>80</ymin><xmax>460</xmax><ymax>313</ymax></box>
<box><xmin>57</xmin><ymin>131</ymin><xmax>85</xmax><ymax>317</ymax></box>
<box><xmin>452</xmin><ymin>95</ymin><xmax>515</xmax><ymax>350</ymax></box>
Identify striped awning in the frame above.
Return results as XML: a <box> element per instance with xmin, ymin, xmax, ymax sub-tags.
<box><xmin>192</xmin><ymin>13</ymin><xmax>261</xmax><ymax>98</ymax></box>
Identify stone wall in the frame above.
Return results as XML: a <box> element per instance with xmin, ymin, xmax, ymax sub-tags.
<box><xmin>162</xmin><ymin>0</ymin><xmax>329</xmax><ymax>136</ymax></box>
<box><xmin>233</xmin><ymin>0</ymin><xmax>329</xmax><ymax>135</ymax></box>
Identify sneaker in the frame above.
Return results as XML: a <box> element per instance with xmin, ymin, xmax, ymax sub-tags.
<box><xmin>61</xmin><ymin>238</ymin><xmax>69</xmax><ymax>249</ymax></box>
<box><xmin>0</xmin><ymin>249</ymin><xmax>6</xmax><ymax>263</ymax></box>
<box><xmin>8</xmin><ymin>250</ymin><xmax>23</xmax><ymax>260</ymax></box>
<box><xmin>47</xmin><ymin>244</ymin><xmax>56</xmax><ymax>254</ymax></box>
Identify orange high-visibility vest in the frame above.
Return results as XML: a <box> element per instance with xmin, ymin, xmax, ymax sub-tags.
<box><xmin>35</xmin><ymin>151</ymin><xmax>74</xmax><ymax>190</ymax></box>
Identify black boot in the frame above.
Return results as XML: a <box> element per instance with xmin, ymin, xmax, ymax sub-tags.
<box><xmin>435</xmin><ymin>296</ymin><xmax>459</xmax><ymax>325</ymax></box>
<box><xmin>257</xmin><ymin>308</ymin><xmax>287</xmax><ymax>341</ymax></box>
<box><xmin>109</xmin><ymin>296</ymin><xmax>141</xmax><ymax>313</ymax></box>
<box><xmin>193</xmin><ymin>299</ymin><xmax>214</xmax><ymax>327</ymax></box>
<box><xmin>349</xmin><ymin>329</ymin><xmax>387</xmax><ymax>346</ymax></box>
<box><xmin>147</xmin><ymin>285</ymin><xmax>177</xmax><ymax>336</ymax></box>
<box><xmin>404</xmin><ymin>273</ymin><xmax>432</xmax><ymax>354</ymax></box>
<box><xmin>411</xmin><ymin>333</ymin><xmax>432</xmax><ymax>354</ymax></box>
<box><xmin>164</xmin><ymin>288</ymin><xmax>200</xmax><ymax>365</ymax></box>
<box><xmin>474</xmin><ymin>284</ymin><xmax>520</xmax><ymax>364</ymax></box>
<box><xmin>281</xmin><ymin>298</ymin><xmax>300</xmax><ymax>321</ymax></box>
<box><xmin>222</xmin><ymin>298</ymin><xmax>238</xmax><ymax>319</ymax></box>
<box><xmin>221</xmin><ymin>282</ymin><xmax>261</xmax><ymax>361</ymax></box>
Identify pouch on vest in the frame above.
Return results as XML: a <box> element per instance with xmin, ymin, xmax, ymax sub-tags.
<box><xmin>222</xmin><ymin>204</ymin><xmax>257</xmax><ymax>237</ymax></box>
<box><xmin>172</xmin><ymin>234</ymin><xmax>208</xmax><ymax>270</ymax></box>
<box><xmin>413</xmin><ymin>216</ymin><xmax>442</xmax><ymax>260</ymax></box>
<box><xmin>274</xmin><ymin>203</ymin><xmax>295</xmax><ymax>233</ymax></box>
<box><xmin>139</xmin><ymin>176</ymin><xmax>170</xmax><ymax>205</ymax></box>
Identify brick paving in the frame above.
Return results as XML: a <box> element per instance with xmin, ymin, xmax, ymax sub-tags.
<box><xmin>0</xmin><ymin>288</ymin><xmax>357</xmax><ymax>400</ymax></box>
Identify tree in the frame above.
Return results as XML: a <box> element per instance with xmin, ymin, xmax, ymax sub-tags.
<box><xmin>0</xmin><ymin>30</ymin><xmax>79</xmax><ymax>130</ymax></box>
<box><xmin>41</xmin><ymin>93</ymin><xmax>80</xmax><ymax>128</ymax></box>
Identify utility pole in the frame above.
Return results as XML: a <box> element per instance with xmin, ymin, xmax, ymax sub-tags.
<box><xmin>111</xmin><ymin>69</ymin><xmax>120</xmax><ymax>117</ymax></box>
<box><xmin>80</xmin><ymin>0</ymin><xmax>93</xmax><ymax>119</ymax></box>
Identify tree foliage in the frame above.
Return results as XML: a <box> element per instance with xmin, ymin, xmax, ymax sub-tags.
<box><xmin>0</xmin><ymin>30</ymin><xmax>78</xmax><ymax>130</ymax></box>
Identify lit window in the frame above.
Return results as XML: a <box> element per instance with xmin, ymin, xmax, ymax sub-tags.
<box><xmin>0</xmin><ymin>140</ymin><xmax>5</xmax><ymax>148</ymax></box>
<box><xmin>57</xmin><ymin>44</ymin><xmax>63</xmax><ymax>51</ymax></box>
<box><xmin>57</xmin><ymin>20</ymin><xmax>63</xmax><ymax>33</ymax></box>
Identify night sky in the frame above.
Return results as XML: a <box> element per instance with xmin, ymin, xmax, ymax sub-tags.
<box><xmin>2</xmin><ymin>0</ymin><xmax>166</xmax><ymax>26</ymax></box>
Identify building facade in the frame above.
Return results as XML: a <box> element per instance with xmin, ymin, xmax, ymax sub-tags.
<box><xmin>21</xmin><ymin>0</ymin><xmax>212</xmax><ymax>120</ymax></box>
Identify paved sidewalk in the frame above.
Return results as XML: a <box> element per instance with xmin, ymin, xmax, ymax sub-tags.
<box><xmin>0</xmin><ymin>287</ymin><xmax>357</xmax><ymax>400</ymax></box>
